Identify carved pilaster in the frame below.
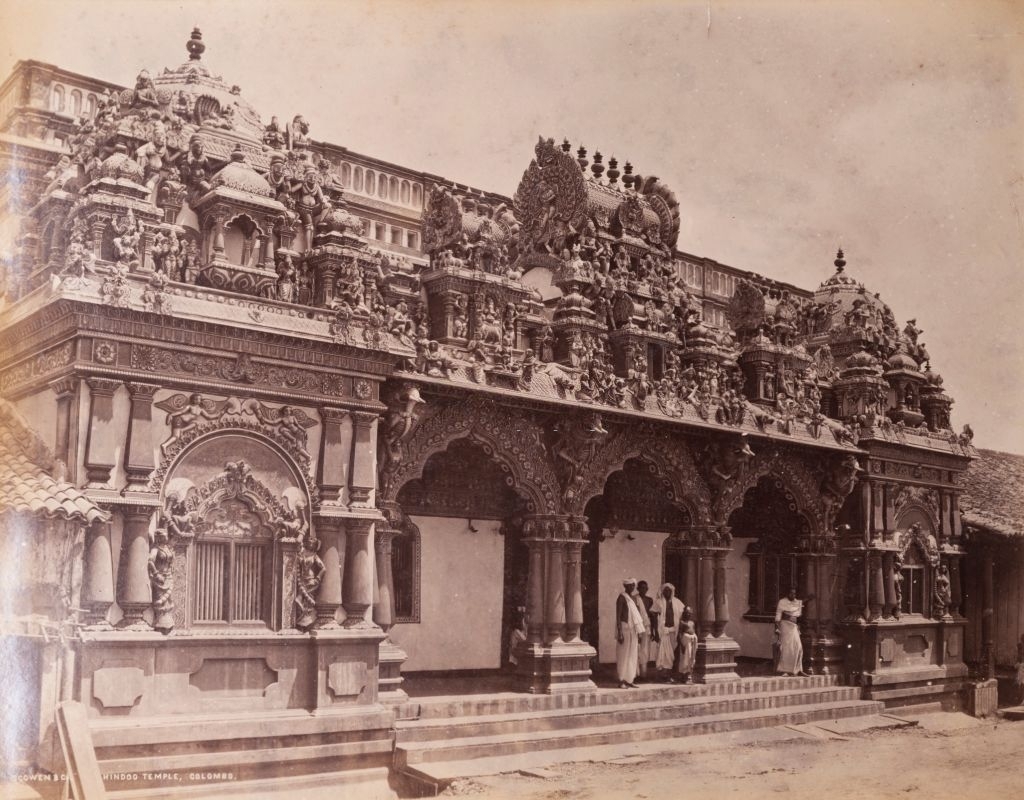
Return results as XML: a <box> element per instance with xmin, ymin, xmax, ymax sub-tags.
<box><xmin>82</xmin><ymin>519</ymin><xmax>114</xmax><ymax>628</ymax></box>
<box><xmin>349</xmin><ymin>411</ymin><xmax>378</xmax><ymax>508</ymax></box>
<box><xmin>563</xmin><ymin>538</ymin><xmax>584</xmax><ymax>642</ymax></box>
<box><xmin>342</xmin><ymin>518</ymin><xmax>375</xmax><ymax>627</ymax></box>
<box><xmin>84</xmin><ymin>378</ymin><xmax>121</xmax><ymax>489</ymax></box>
<box><xmin>373</xmin><ymin>525</ymin><xmax>397</xmax><ymax>632</ymax></box>
<box><xmin>317</xmin><ymin>407</ymin><xmax>350</xmax><ymax>504</ymax></box>
<box><xmin>50</xmin><ymin>378</ymin><xmax>78</xmax><ymax>482</ymax></box>
<box><xmin>124</xmin><ymin>382</ymin><xmax>160</xmax><ymax>491</ymax></box>
<box><xmin>314</xmin><ymin>517</ymin><xmax>343</xmax><ymax>629</ymax></box>
<box><xmin>117</xmin><ymin>508</ymin><xmax>154</xmax><ymax>630</ymax></box>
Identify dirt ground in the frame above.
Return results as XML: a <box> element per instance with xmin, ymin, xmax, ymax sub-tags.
<box><xmin>440</xmin><ymin>714</ymin><xmax>1024</xmax><ymax>800</ymax></box>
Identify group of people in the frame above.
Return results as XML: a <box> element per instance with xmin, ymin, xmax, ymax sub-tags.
<box><xmin>616</xmin><ymin>579</ymin><xmax>698</xmax><ymax>688</ymax></box>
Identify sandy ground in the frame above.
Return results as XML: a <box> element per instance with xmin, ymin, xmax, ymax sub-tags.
<box><xmin>441</xmin><ymin>714</ymin><xmax>1024</xmax><ymax>800</ymax></box>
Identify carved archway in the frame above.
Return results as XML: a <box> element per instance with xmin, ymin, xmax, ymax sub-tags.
<box><xmin>569</xmin><ymin>424</ymin><xmax>712</xmax><ymax>523</ymax></box>
<box><xmin>380</xmin><ymin>396</ymin><xmax>560</xmax><ymax>515</ymax></box>
<box><xmin>717</xmin><ymin>449</ymin><xmax>827</xmax><ymax>539</ymax></box>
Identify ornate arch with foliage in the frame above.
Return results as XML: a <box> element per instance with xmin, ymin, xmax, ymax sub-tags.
<box><xmin>718</xmin><ymin>448</ymin><xmax>828</xmax><ymax>538</ymax></box>
<box><xmin>379</xmin><ymin>395</ymin><xmax>561</xmax><ymax>515</ymax></box>
<box><xmin>569</xmin><ymin>424</ymin><xmax>713</xmax><ymax>523</ymax></box>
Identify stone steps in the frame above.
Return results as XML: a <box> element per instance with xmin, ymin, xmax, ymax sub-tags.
<box><xmin>91</xmin><ymin>707</ymin><xmax>394</xmax><ymax>795</ymax></box>
<box><xmin>404</xmin><ymin>673</ymin><xmax>839</xmax><ymax>720</ymax></box>
<box><xmin>397</xmin><ymin>685</ymin><xmax>863</xmax><ymax>742</ymax></box>
<box><xmin>396</xmin><ymin>698</ymin><xmax>881</xmax><ymax>767</ymax></box>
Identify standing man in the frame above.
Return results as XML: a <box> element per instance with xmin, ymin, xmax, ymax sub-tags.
<box><xmin>635</xmin><ymin>580</ymin><xmax>654</xmax><ymax>681</ymax></box>
<box><xmin>616</xmin><ymin>579</ymin><xmax>645</xmax><ymax>688</ymax></box>
<box><xmin>774</xmin><ymin>586</ymin><xmax>811</xmax><ymax>677</ymax></box>
<box><xmin>651</xmin><ymin>583</ymin><xmax>685</xmax><ymax>682</ymax></box>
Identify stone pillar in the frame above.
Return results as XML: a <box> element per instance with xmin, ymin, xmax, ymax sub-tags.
<box><xmin>342</xmin><ymin>518</ymin><xmax>375</xmax><ymax>627</ymax></box>
<box><xmin>84</xmin><ymin>378</ymin><xmax>121</xmax><ymax>489</ymax></box>
<box><xmin>124</xmin><ymin>383</ymin><xmax>160</xmax><ymax>491</ymax></box>
<box><xmin>81</xmin><ymin>519</ymin><xmax>114</xmax><ymax>628</ymax></box>
<box><xmin>51</xmin><ymin>378</ymin><xmax>77</xmax><ymax>482</ymax></box>
<box><xmin>525</xmin><ymin>537</ymin><xmax>545</xmax><ymax>645</ymax></box>
<box><xmin>683</xmin><ymin>550</ymin><xmax>699</xmax><ymax>612</ymax></box>
<box><xmin>210</xmin><ymin>213</ymin><xmax>227</xmax><ymax>261</ymax></box>
<box><xmin>373</xmin><ymin>526</ymin><xmax>396</xmax><ymax>631</ymax></box>
<box><xmin>349</xmin><ymin>411</ymin><xmax>377</xmax><ymax>508</ymax></box>
<box><xmin>882</xmin><ymin>552</ymin><xmax>897</xmax><ymax>618</ymax></box>
<box><xmin>117</xmin><ymin>509</ymin><xmax>153</xmax><ymax>630</ymax></box>
<box><xmin>868</xmin><ymin>552</ymin><xmax>885</xmax><ymax>621</ymax></box>
<box><xmin>545</xmin><ymin>541</ymin><xmax>566</xmax><ymax>645</ymax></box>
<box><xmin>712</xmin><ymin>549</ymin><xmax>729</xmax><ymax>637</ymax></box>
<box><xmin>563</xmin><ymin>540</ymin><xmax>584</xmax><ymax>642</ymax></box>
<box><xmin>698</xmin><ymin>550</ymin><xmax>715</xmax><ymax>637</ymax></box>
<box><xmin>317</xmin><ymin>407</ymin><xmax>350</xmax><ymax>504</ymax></box>
<box><xmin>314</xmin><ymin>517</ymin><xmax>343</xmax><ymax>628</ymax></box>
<box><xmin>981</xmin><ymin>547</ymin><xmax>995</xmax><ymax>680</ymax></box>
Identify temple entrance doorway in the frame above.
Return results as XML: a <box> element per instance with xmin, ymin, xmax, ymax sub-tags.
<box><xmin>582</xmin><ymin>457</ymin><xmax>692</xmax><ymax>669</ymax></box>
<box><xmin>728</xmin><ymin>475</ymin><xmax>813</xmax><ymax>667</ymax></box>
<box><xmin>389</xmin><ymin>437</ymin><xmax>529</xmax><ymax>679</ymax></box>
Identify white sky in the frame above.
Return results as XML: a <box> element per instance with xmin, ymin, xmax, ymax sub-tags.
<box><xmin>3</xmin><ymin>0</ymin><xmax>1022</xmax><ymax>452</ymax></box>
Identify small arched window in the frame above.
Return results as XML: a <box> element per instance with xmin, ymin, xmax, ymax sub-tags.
<box><xmin>86</xmin><ymin>94</ymin><xmax>97</xmax><ymax>118</ymax></box>
<box><xmin>70</xmin><ymin>89</ymin><xmax>82</xmax><ymax>117</ymax></box>
<box><xmin>353</xmin><ymin>167</ymin><xmax>364</xmax><ymax>193</ymax></box>
<box><xmin>389</xmin><ymin>176</ymin><xmax>400</xmax><ymax>201</ymax></box>
<box><xmin>378</xmin><ymin>174</ymin><xmax>388</xmax><ymax>199</ymax></box>
<box><xmin>401</xmin><ymin>180</ymin><xmax>411</xmax><ymax>205</ymax></box>
<box><xmin>412</xmin><ymin>184</ymin><xmax>423</xmax><ymax>208</ymax></box>
<box><xmin>365</xmin><ymin>169</ymin><xmax>375</xmax><ymax>195</ymax></box>
<box><xmin>51</xmin><ymin>85</ymin><xmax>65</xmax><ymax>112</ymax></box>
<box><xmin>340</xmin><ymin>162</ymin><xmax>352</xmax><ymax>187</ymax></box>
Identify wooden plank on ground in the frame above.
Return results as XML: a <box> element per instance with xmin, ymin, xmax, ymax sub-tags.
<box><xmin>55</xmin><ymin>700</ymin><xmax>106</xmax><ymax>800</ymax></box>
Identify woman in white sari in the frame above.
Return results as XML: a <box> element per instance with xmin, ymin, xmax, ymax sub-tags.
<box><xmin>774</xmin><ymin>587</ymin><xmax>810</xmax><ymax>677</ymax></box>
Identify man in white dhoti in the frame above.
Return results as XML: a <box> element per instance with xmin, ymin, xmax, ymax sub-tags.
<box><xmin>616</xmin><ymin>578</ymin><xmax>645</xmax><ymax>688</ymax></box>
<box><xmin>774</xmin><ymin>586</ymin><xmax>809</xmax><ymax>676</ymax></box>
<box><xmin>650</xmin><ymin>582</ymin><xmax>685</xmax><ymax>682</ymax></box>
<box><xmin>635</xmin><ymin>580</ymin><xmax>654</xmax><ymax>681</ymax></box>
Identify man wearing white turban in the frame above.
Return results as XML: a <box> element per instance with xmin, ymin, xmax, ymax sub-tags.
<box><xmin>650</xmin><ymin>582</ymin><xmax>686</xmax><ymax>681</ymax></box>
<box><xmin>616</xmin><ymin>578</ymin><xmax>645</xmax><ymax>688</ymax></box>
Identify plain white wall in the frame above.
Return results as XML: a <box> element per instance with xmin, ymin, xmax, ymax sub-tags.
<box><xmin>726</xmin><ymin>538</ymin><xmax>773</xmax><ymax>659</ymax></box>
<box><xmin>391</xmin><ymin>515</ymin><xmax>505</xmax><ymax>671</ymax></box>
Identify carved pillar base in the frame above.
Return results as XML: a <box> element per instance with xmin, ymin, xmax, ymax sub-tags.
<box><xmin>513</xmin><ymin>638</ymin><xmax>597</xmax><ymax>694</ymax></box>
<box><xmin>803</xmin><ymin>632</ymin><xmax>847</xmax><ymax>675</ymax></box>
<box><xmin>377</xmin><ymin>638</ymin><xmax>408</xmax><ymax>703</ymax></box>
<box><xmin>694</xmin><ymin>634</ymin><xmax>740</xmax><ymax>683</ymax></box>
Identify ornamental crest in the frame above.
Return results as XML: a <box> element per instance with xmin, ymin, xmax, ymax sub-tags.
<box><xmin>422</xmin><ymin>184</ymin><xmax>463</xmax><ymax>255</ymax></box>
<box><xmin>617</xmin><ymin>194</ymin><xmax>645</xmax><ymax>235</ymax></box>
<box><xmin>513</xmin><ymin>136</ymin><xmax>588</xmax><ymax>256</ymax></box>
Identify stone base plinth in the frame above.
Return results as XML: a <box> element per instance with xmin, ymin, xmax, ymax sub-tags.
<box><xmin>967</xmin><ymin>679</ymin><xmax>999</xmax><ymax>718</ymax></box>
<box><xmin>515</xmin><ymin>639</ymin><xmax>597</xmax><ymax>694</ymax></box>
<box><xmin>695</xmin><ymin>634</ymin><xmax>740</xmax><ymax>683</ymax></box>
<box><xmin>805</xmin><ymin>632</ymin><xmax>847</xmax><ymax>675</ymax></box>
<box><xmin>377</xmin><ymin>637</ymin><xmax>408</xmax><ymax>703</ymax></box>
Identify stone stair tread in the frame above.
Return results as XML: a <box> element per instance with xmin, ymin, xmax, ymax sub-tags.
<box><xmin>398</xmin><ymin>699</ymin><xmax>881</xmax><ymax>753</ymax></box>
<box><xmin>90</xmin><ymin>707</ymin><xmax>393</xmax><ymax>747</ymax></box>
<box><xmin>99</xmin><ymin>736</ymin><xmax>393</xmax><ymax>774</ymax></box>
<box><xmin>108</xmin><ymin>765</ymin><xmax>395</xmax><ymax>800</ymax></box>
<box><xmin>397</xmin><ymin>685</ymin><xmax>858</xmax><ymax>731</ymax></box>
<box><xmin>399</xmin><ymin>712</ymin><xmax>873</xmax><ymax>788</ymax></box>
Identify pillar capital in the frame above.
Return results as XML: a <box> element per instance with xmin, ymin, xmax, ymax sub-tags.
<box><xmin>50</xmin><ymin>377</ymin><xmax>78</xmax><ymax>398</ymax></box>
<box><xmin>86</xmin><ymin>377</ymin><xmax>121</xmax><ymax>397</ymax></box>
<box><xmin>126</xmin><ymin>381</ymin><xmax>161</xmax><ymax>400</ymax></box>
<box><xmin>319</xmin><ymin>406</ymin><xmax>350</xmax><ymax>425</ymax></box>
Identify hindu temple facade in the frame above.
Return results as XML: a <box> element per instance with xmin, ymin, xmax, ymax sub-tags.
<box><xmin>0</xmin><ymin>29</ymin><xmax>989</xmax><ymax>783</ymax></box>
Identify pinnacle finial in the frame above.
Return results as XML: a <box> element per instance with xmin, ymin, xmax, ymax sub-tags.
<box><xmin>187</xmin><ymin>27</ymin><xmax>205</xmax><ymax>61</ymax></box>
<box><xmin>834</xmin><ymin>247</ymin><xmax>846</xmax><ymax>271</ymax></box>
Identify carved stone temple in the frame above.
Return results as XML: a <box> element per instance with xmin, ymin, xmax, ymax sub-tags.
<box><xmin>0</xmin><ymin>28</ymin><xmax>1018</xmax><ymax>796</ymax></box>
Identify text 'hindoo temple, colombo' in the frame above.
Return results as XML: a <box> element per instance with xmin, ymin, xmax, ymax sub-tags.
<box><xmin>1</xmin><ymin>28</ymin><xmax>1022</xmax><ymax>797</ymax></box>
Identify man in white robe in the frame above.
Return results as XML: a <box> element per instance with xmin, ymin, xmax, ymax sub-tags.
<box><xmin>616</xmin><ymin>578</ymin><xmax>645</xmax><ymax>688</ymax></box>
<box><xmin>774</xmin><ymin>586</ymin><xmax>809</xmax><ymax>676</ymax></box>
<box><xmin>650</xmin><ymin>582</ymin><xmax>686</xmax><ymax>681</ymax></box>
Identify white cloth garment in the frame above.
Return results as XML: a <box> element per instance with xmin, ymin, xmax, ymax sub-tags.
<box><xmin>651</xmin><ymin>585</ymin><xmax>686</xmax><ymax>670</ymax></box>
<box><xmin>775</xmin><ymin>596</ymin><xmax>804</xmax><ymax>674</ymax></box>
<box><xmin>616</xmin><ymin>590</ymin><xmax>646</xmax><ymax>683</ymax></box>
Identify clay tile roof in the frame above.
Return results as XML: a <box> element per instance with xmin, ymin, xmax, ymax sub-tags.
<box><xmin>959</xmin><ymin>448</ymin><xmax>1024</xmax><ymax>538</ymax></box>
<box><xmin>0</xmin><ymin>398</ymin><xmax>107</xmax><ymax>525</ymax></box>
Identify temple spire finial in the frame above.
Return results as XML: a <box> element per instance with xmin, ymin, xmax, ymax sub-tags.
<box><xmin>834</xmin><ymin>247</ymin><xmax>846</xmax><ymax>272</ymax></box>
<box><xmin>187</xmin><ymin>27</ymin><xmax>205</xmax><ymax>61</ymax></box>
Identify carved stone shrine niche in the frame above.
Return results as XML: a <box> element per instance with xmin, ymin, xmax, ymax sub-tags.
<box><xmin>396</xmin><ymin>437</ymin><xmax>520</xmax><ymax>519</ymax></box>
<box><xmin>162</xmin><ymin>432</ymin><xmax>311</xmax><ymax>632</ymax></box>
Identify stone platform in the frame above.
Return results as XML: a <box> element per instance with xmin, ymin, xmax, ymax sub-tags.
<box><xmin>394</xmin><ymin>674</ymin><xmax>883</xmax><ymax>794</ymax></box>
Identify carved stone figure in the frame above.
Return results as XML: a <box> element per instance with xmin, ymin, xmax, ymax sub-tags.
<box><xmin>294</xmin><ymin>536</ymin><xmax>325</xmax><ymax>630</ymax></box>
<box><xmin>551</xmin><ymin>412</ymin><xmax>608</xmax><ymax>502</ymax></box>
<box><xmin>292</xmin><ymin>167</ymin><xmax>332</xmax><ymax>245</ymax></box>
<box><xmin>159</xmin><ymin>393</ymin><xmax>220</xmax><ymax>455</ymax></box>
<box><xmin>148</xmin><ymin>526</ymin><xmax>175</xmax><ymax>633</ymax></box>
<box><xmin>892</xmin><ymin>553</ymin><xmax>903</xmax><ymax>619</ymax></box>
<box><xmin>933</xmin><ymin>564</ymin><xmax>952</xmax><ymax>618</ymax></box>
<box><xmin>135</xmin><ymin>122</ymin><xmax>170</xmax><ymax>187</ymax></box>
<box><xmin>111</xmin><ymin>210</ymin><xmax>142</xmax><ymax>267</ymax></box>
<box><xmin>821</xmin><ymin>455</ymin><xmax>863</xmax><ymax>529</ymax></box>
<box><xmin>177</xmin><ymin>134</ymin><xmax>212</xmax><ymax>196</ymax></box>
